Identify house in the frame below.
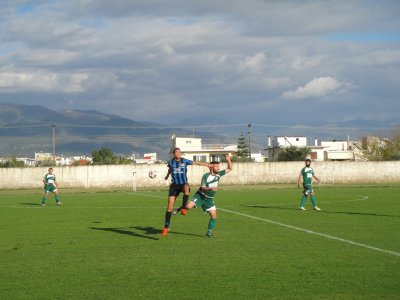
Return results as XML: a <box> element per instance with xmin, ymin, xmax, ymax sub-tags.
<box><xmin>135</xmin><ymin>153</ymin><xmax>157</xmax><ymax>164</ymax></box>
<box><xmin>266</xmin><ymin>136</ymin><xmax>308</xmax><ymax>161</ymax></box>
<box><xmin>266</xmin><ymin>135</ymin><xmax>363</xmax><ymax>161</ymax></box>
<box><xmin>171</xmin><ymin>135</ymin><xmax>236</xmax><ymax>162</ymax></box>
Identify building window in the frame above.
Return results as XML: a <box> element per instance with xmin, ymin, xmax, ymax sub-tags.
<box><xmin>210</xmin><ymin>155</ymin><xmax>221</xmax><ymax>162</ymax></box>
<box><xmin>193</xmin><ymin>155</ymin><xmax>207</xmax><ymax>162</ymax></box>
<box><xmin>311</xmin><ymin>152</ymin><xmax>318</xmax><ymax>159</ymax></box>
<box><xmin>186</xmin><ymin>140</ymin><xmax>192</xmax><ymax>144</ymax></box>
<box><xmin>296</xmin><ymin>138</ymin><xmax>299</xmax><ymax>141</ymax></box>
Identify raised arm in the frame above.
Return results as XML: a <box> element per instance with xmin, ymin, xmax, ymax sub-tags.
<box><xmin>193</xmin><ymin>161</ymin><xmax>212</xmax><ymax>168</ymax></box>
<box><xmin>224</xmin><ymin>154</ymin><xmax>232</xmax><ymax>173</ymax></box>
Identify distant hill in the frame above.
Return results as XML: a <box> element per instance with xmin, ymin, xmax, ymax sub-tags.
<box><xmin>0</xmin><ymin>103</ymin><xmax>398</xmax><ymax>159</ymax></box>
<box><xmin>0</xmin><ymin>103</ymin><xmax>200</xmax><ymax>159</ymax></box>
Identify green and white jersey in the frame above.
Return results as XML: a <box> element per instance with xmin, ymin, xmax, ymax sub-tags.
<box><xmin>300</xmin><ymin>167</ymin><xmax>314</xmax><ymax>185</ymax></box>
<box><xmin>198</xmin><ymin>170</ymin><xmax>227</xmax><ymax>199</ymax></box>
<box><xmin>44</xmin><ymin>173</ymin><xmax>56</xmax><ymax>187</ymax></box>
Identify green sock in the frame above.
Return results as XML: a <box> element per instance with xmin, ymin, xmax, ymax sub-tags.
<box><xmin>311</xmin><ymin>196</ymin><xmax>317</xmax><ymax>207</ymax></box>
<box><xmin>207</xmin><ymin>218</ymin><xmax>216</xmax><ymax>235</ymax></box>
<box><xmin>300</xmin><ymin>195</ymin><xmax>307</xmax><ymax>207</ymax></box>
<box><xmin>41</xmin><ymin>197</ymin><xmax>46</xmax><ymax>204</ymax></box>
<box><xmin>55</xmin><ymin>196</ymin><xmax>60</xmax><ymax>203</ymax></box>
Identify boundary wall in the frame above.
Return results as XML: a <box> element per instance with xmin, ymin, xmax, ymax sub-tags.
<box><xmin>0</xmin><ymin>161</ymin><xmax>399</xmax><ymax>189</ymax></box>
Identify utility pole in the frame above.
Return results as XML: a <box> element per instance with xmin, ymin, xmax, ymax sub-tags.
<box><xmin>247</xmin><ymin>123</ymin><xmax>252</xmax><ymax>159</ymax></box>
<box><xmin>51</xmin><ymin>124</ymin><xmax>56</xmax><ymax>161</ymax></box>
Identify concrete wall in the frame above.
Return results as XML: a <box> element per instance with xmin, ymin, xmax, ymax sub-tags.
<box><xmin>1</xmin><ymin>161</ymin><xmax>399</xmax><ymax>189</ymax></box>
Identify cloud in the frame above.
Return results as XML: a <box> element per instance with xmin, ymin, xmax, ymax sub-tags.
<box><xmin>281</xmin><ymin>77</ymin><xmax>351</xmax><ymax>100</ymax></box>
<box><xmin>0</xmin><ymin>1</ymin><xmax>399</xmax><ymax>125</ymax></box>
<box><xmin>0</xmin><ymin>71</ymin><xmax>88</xmax><ymax>93</ymax></box>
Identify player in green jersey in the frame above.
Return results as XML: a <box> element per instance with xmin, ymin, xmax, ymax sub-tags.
<box><xmin>185</xmin><ymin>154</ymin><xmax>232</xmax><ymax>237</ymax></box>
<box><xmin>41</xmin><ymin>168</ymin><xmax>62</xmax><ymax>206</ymax></box>
<box><xmin>298</xmin><ymin>157</ymin><xmax>320</xmax><ymax>211</ymax></box>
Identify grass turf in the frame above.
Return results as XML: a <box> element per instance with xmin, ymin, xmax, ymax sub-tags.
<box><xmin>0</xmin><ymin>185</ymin><xmax>399</xmax><ymax>299</ymax></box>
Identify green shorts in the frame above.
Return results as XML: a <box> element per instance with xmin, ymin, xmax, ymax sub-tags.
<box><xmin>303</xmin><ymin>184</ymin><xmax>313</xmax><ymax>195</ymax></box>
<box><xmin>191</xmin><ymin>192</ymin><xmax>216</xmax><ymax>212</ymax></box>
<box><xmin>44</xmin><ymin>185</ymin><xmax>57</xmax><ymax>193</ymax></box>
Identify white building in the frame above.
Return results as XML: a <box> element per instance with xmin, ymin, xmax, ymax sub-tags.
<box><xmin>266</xmin><ymin>136</ymin><xmax>308</xmax><ymax>161</ymax></box>
<box><xmin>135</xmin><ymin>153</ymin><xmax>157</xmax><ymax>164</ymax></box>
<box><xmin>266</xmin><ymin>136</ymin><xmax>362</xmax><ymax>161</ymax></box>
<box><xmin>171</xmin><ymin>136</ymin><xmax>236</xmax><ymax>162</ymax></box>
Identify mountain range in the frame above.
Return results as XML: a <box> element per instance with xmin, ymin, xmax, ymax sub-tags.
<box><xmin>0</xmin><ymin>103</ymin><xmax>398</xmax><ymax>159</ymax></box>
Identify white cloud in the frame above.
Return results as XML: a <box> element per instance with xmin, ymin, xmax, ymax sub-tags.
<box><xmin>0</xmin><ymin>71</ymin><xmax>88</xmax><ymax>93</ymax></box>
<box><xmin>282</xmin><ymin>77</ymin><xmax>349</xmax><ymax>100</ymax></box>
<box><xmin>240</xmin><ymin>52</ymin><xmax>266</xmax><ymax>71</ymax></box>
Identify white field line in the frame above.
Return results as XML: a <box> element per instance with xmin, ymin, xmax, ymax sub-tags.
<box><xmin>246</xmin><ymin>196</ymin><xmax>369</xmax><ymax>207</ymax></box>
<box><xmin>219</xmin><ymin>207</ymin><xmax>400</xmax><ymax>257</ymax></box>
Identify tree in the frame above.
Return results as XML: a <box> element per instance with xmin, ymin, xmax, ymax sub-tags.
<box><xmin>0</xmin><ymin>157</ymin><xmax>24</xmax><ymax>168</ymax></box>
<box><xmin>277</xmin><ymin>146</ymin><xmax>310</xmax><ymax>161</ymax></box>
<box><xmin>362</xmin><ymin>139</ymin><xmax>400</xmax><ymax>161</ymax></box>
<box><xmin>233</xmin><ymin>132</ymin><xmax>252</xmax><ymax>162</ymax></box>
<box><xmin>91</xmin><ymin>147</ymin><xmax>118</xmax><ymax>165</ymax></box>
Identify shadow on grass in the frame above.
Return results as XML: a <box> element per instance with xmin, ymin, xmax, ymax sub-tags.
<box><xmin>90</xmin><ymin>226</ymin><xmax>205</xmax><ymax>240</ymax></box>
<box><xmin>20</xmin><ymin>202</ymin><xmax>41</xmax><ymax>206</ymax></box>
<box><xmin>130</xmin><ymin>226</ymin><xmax>205</xmax><ymax>238</ymax></box>
<box><xmin>243</xmin><ymin>205</ymin><xmax>400</xmax><ymax>218</ymax></box>
<box><xmin>89</xmin><ymin>227</ymin><xmax>160</xmax><ymax>241</ymax></box>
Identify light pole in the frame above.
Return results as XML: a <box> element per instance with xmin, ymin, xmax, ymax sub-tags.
<box><xmin>51</xmin><ymin>124</ymin><xmax>56</xmax><ymax>161</ymax></box>
<box><xmin>248</xmin><ymin>123</ymin><xmax>252</xmax><ymax>159</ymax></box>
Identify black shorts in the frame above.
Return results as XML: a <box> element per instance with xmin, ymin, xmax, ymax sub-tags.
<box><xmin>168</xmin><ymin>183</ymin><xmax>190</xmax><ymax>197</ymax></box>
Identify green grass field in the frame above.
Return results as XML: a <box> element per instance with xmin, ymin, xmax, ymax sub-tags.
<box><xmin>1</xmin><ymin>185</ymin><xmax>399</xmax><ymax>299</ymax></box>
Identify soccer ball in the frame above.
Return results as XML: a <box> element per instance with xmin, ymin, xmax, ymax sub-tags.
<box><xmin>148</xmin><ymin>170</ymin><xmax>157</xmax><ymax>179</ymax></box>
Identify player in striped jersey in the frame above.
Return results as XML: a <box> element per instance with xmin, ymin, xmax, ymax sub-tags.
<box><xmin>161</xmin><ymin>148</ymin><xmax>210</xmax><ymax>236</ymax></box>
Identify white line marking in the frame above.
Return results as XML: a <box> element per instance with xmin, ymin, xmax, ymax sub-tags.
<box><xmin>247</xmin><ymin>196</ymin><xmax>369</xmax><ymax>207</ymax></box>
<box><xmin>219</xmin><ymin>207</ymin><xmax>400</xmax><ymax>257</ymax></box>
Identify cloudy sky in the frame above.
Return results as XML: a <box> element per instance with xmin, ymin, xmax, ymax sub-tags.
<box><xmin>0</xmin><ymin>0</ymin><xmax>399</xmax><ymax>126</ymax></box>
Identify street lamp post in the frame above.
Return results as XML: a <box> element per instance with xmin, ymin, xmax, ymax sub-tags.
<box><xmin>51</xmin><ymin>124</ymin><xmax>56</xmax><ymax>161</ymax></box>
<box><xmin>248</xmin><ymin>123</ymin><xmax>252</xmax><ymax>159</ymax></box>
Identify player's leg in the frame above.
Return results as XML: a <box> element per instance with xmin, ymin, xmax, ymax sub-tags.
<box><xmin>310</xmin><ymin>190</ymin><xmax>321</xmax><ymax>211</ymax></box>
<box><xmin>206</xmin><ymin>208</ymin><xmax>217</xmax><ymax>237</ymax></box>
<box><xmin>173</xmin><ymin>184</ymin><xmax>189</xmax><ymax>215</ymax></box>
<box><xmin>53</xmin><ymin>189</ymin><xmax>62</xmax><ymax>205</ymax></box>
<box><xmin>299</xmin><ymin>186</ymin><xmax>308</xmax><ymax>210</ymax></box>
<box><xmin>180</xmin><ymin>184</ymin><xmax>190</xmax><ymax>215</ymax></box>
<box><xmin>162</xmin><ymin>186</ymin><xmax>178</xmax><ymax>236</ymax></box>
<box><xmin>41</xmin><ymin>190</ymin><xmax>48</xmax><ymax>206</ymax></box>
<box><xmin>186</xmin><ymin>192</ymin><xmax>202</xmax><ymax>211</ymax></box>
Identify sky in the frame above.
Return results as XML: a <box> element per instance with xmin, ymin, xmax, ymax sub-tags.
<box><xmin>0</xmin><ymin>0</ymin><xmax>399</xmax><ymax>126</ymax></box>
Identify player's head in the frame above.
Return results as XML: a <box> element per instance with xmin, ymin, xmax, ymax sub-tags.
<box><xmin>305</xmin><ymin>157</ymin><xmax>311</xmax><ymax>166</ymax></box>
<box><xmin>172</xmin><ymin>147</ymin><xmax>181</xmax><ymax>159</ymax></box>
<box><xmin>209</xmin><ymin>161</ymin><xmax>220</xmax><ymax>174</ymax></box>
<box><xmin>48</xmin><ymin>167</ymin><xmax>53</xmax><ymax>173</ymax></box>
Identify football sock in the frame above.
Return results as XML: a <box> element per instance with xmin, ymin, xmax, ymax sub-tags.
<box><xmin>55</xmin><ymin>195</ymin><xmax>60</xmax><ymax>202</ymax></box>
<box><xmin>300</xmin><ymin>195</ymin><xmax>307</xmax><ymax>207</ymax></box>
<box><xmin>207</xmin><ymin>218</ymin><xmax>216</xmax><ymax>234</ymax></box>
<box><xmin>311</xmin><ymin>196</ymin><xmax>317</xmax><ymax>207</ymax></box>
<box><xmin>164</xmin><ymin>211</ymin><xmax>172</xmax><ymax>228</ymax></box>
<box><xmin>181</xmin><ymin>195</ymin><xmax>189</xmax><ymax>209</ymax></box>
<box><xmin>41</xmin><ymin>197</ymin><xmax>46</xmax><ymax>204</ymax></box>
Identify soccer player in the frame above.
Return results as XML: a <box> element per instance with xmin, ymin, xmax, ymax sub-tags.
<box><xmin>41</xmin><ymin>167</ymin><xmax>62</xmax><ymax>206</ymax></box>
<box><xmin>185</xmin><ymin>154</ymin><xmax>232</xmax><ymax>237</ymax></box>
<box><xmin>298</xmin><ymin>157</ymin><xmax>320</xmax><ymax>211</ymax></box>
<box><xmin>161</xmin><ymin>148</ymin><xmax>210</xmax><ymax>236</ymax></box>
